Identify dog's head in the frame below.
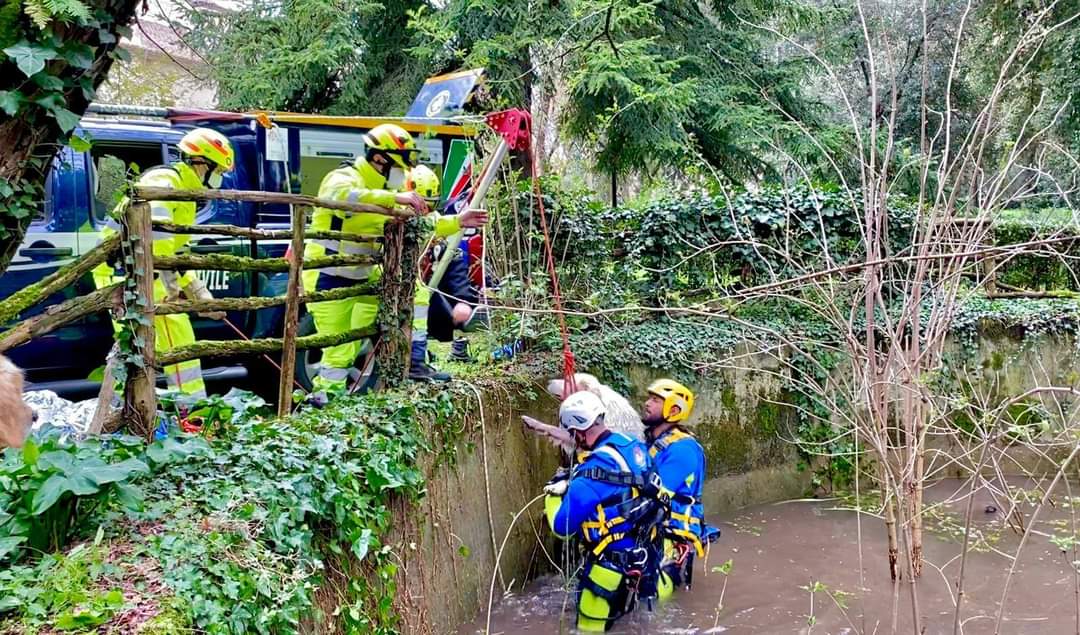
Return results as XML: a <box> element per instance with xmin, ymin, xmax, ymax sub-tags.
<box><xmin>0</xmin><ymin>356</ymin><xmax>34</xmax><ymax>449</ymax></box>
<box><xmin>545</xmin><ymin>372</ymin><xmax>602</xmax><ymax>401</ymax></box>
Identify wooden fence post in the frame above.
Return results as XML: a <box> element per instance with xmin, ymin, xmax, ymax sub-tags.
<box><xmin>376</xmin><ymin>217</ymin><xmax>420</xmax><ymax>388</ymax></box>
<box><xmin>123</xmin><ymin>201</ymin><xmax>158</xmax><ymax>440</ymax></box>
<box><xmin>278</xmin><ymin>204</ymin><xmax>306</xmax><ymax>417</ymax></box>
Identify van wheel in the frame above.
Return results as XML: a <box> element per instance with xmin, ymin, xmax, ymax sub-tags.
<box><xmin>294</xmin><ymin>313</ymin><xmax>319</xmax><ymax>392</ymax></box>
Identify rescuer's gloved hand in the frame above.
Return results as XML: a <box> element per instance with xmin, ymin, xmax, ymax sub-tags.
<box><xmin>160</xmin><ymin>271</ymin><xmax>183</xmax><ymax>302</ymax></box>
<box><xmin>183</xmin><ymin>278</ymin><xmax>226</xmax><ymax>320</ymax></box>
<box><xmin>543</xmin><ymin>467</ymin><xmax>570</xmax><ymax>496</ymax></box>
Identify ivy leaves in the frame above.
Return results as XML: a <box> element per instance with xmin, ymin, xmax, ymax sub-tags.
<box><xmin>3</xmin><ymin>40</ymin><xmax>57</xmax><ymax>76</ymax></box>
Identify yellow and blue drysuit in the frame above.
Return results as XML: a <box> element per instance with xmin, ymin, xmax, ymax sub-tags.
<box><xmin>545</xmin><ymin>431</ymin><xmax>662</xmax><ymax>632</ymax></box>
<box><xmin>92</xmin><ymin>163</ymin><xmax>208</xmax><ymax>398</ymax></box>
<box><xmin>646</xmin><ymin>425</ymin><xmax>720</xmax><ymax>589</ymax></box>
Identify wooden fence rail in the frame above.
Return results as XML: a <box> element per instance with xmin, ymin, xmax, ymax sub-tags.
<box><xmin>152</xmin><ymin>220</ymin><xmax>381</xmax><ymax>244</ymax></box>
<box><xmin>155</xmin><ymin>253</ymin><xmax>377</xmax><ymax>273</ymax></box>
<box><xmin>1</xmin><ymin>186</ymin><xmax>420</xmax><ymax>437</ymax></box>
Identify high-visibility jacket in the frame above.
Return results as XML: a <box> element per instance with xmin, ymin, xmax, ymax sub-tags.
<box><xmin>647</xmin><ymin>426</ymin><xmax>707</xmax><ymax>556</ymax></box>
<box><xmin>547</xmin><ymin>431</ymin><xmax>655</xmax><ymax>557</ymax></box>
<box><xmin>91</xmin><ymin>162</ymin><xmax>208</xmax><ymax>397</ymax></box>
<box><xmin>303</xmin><ymin>158</ymin><xmax>462</xmax><ymax>292</ymax></box>
<box><xmin>95</xmin><ymin>163</ymin><xmax>204</xmax><ymax>288</ymax></box>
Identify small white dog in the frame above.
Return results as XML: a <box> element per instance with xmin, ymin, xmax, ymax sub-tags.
<box><xmin>545</xmin><ymin>372</ymin><xmax>645</xmax><ymax>440</ymax></box>
<box><xmin>523</xmin><ymin>372</ymin><xmax>645</xmax><ymax>453</ymax></box>
<box><xmin>0</xmin><ymin>355</ymin><xmax>34</xmax><ymax>449</ymax></box>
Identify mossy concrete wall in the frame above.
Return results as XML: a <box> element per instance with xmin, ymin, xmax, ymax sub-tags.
<box><xmin>625</xmin><ymin>343</ymin><xmax>808</xmax><ymax>515</ymax></box>
<box><xmin>389</xmin><ymin>328</ymin><xmax>1080</xmax><ymax>632</ymax></box>
<box><xmin>937</xmin><ymin>328</ymin><xmax>1080</xmax><ymax>475</ymax></box>
<box><xmin>387</xmin><ymin>383</ymin><xmax>563</xmax><ymax>635</ymax></box>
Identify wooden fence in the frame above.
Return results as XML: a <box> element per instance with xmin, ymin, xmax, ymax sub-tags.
<box><xmin>0</xmin><ymin>186</ymin><xmax>421</xmax><ymax>438</ymax></box>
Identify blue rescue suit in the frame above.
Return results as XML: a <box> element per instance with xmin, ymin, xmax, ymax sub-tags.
<box><xmin>647</xmin><ymin>425</ymin><xmax>718</xmax><ymax>589</ymax></box>
<box><xmin>546</xmin><ymin>431</ymin><xmax>657</xmax><ymax>631</ymax></box>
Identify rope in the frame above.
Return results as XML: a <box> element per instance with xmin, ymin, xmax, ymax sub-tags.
<box><xmin>524</xmin><ymin>116</ymin><xmax>577</xmax><ymax>399</ymax></box>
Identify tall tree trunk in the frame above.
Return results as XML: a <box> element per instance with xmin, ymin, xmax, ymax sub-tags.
<box><xmin>0</xmin><ymin>0</ymin><xmax>140</xmax><ymax>274</ymax></box>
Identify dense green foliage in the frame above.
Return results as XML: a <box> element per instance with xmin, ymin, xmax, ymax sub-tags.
<box><xmin>1</xmin><ymin>388</ymin><xmax>463</xmax><ymax>633</ymax></box>
<box><xmin>412</xmin><ymin>0</ymin><xmax>834</xmax><ymax>179</ymax></box>
<box><xmin>184</xmin><ymin>0</ymin><xmax>428</xmax><ymax>114</ymax></box>
<box><xmin>0</xmin><ymin>0</ymin><xmax>137</xmax><ymax>271</ymax></box>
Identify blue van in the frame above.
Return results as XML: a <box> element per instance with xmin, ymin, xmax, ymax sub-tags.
<box><xmin>2</xmin><ymin>76</ymin><xmax>482</xmax><ymax>398</ymax></box>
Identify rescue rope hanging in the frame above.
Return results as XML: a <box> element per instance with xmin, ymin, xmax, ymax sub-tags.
<box><xmin>521</xmin><ymin>114</ymin><xmax>577</xmax><ymax>399</ymax></box>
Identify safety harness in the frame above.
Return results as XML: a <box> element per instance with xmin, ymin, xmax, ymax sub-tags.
<box><xmin>571</xmin><ymin>443</ymin><xmax>660</xmax><ymax>627</ymax></box>
<box><xmin>648</xmin><ymin>426</ymin><xmax>707</xmax><ymax>558</ymax></box>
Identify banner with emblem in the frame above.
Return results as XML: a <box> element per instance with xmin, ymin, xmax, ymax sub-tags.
<box><xmin>405</xmin><ymin>69</ymin><xmax>486</xmax><ymax>123</ymax></box>
<box><xmin>440</xmin><ymin>139</ymin><xmax>474</xmax><ymax>214</ymax></box>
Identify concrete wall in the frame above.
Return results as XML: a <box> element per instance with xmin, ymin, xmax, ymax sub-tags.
<box><xmin>384</xmin><ymin>352</ymin><xmax>812</xmax><ymax>633</ymax></box>
<box><xmin>388</xmin><ymin>385</ymin><xmax>563</xmax><ymax>635</ymax></box>
<box><xmin>390</xmin><ymin>329</ymin><xmax>1080</xmax><ymax>632</ymax></box>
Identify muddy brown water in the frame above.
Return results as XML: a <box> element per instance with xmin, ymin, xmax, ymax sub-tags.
<box><xmin>463</xmin><ymin>480</ymin><xmax>1080</xmax><ymax>634</ymax></box>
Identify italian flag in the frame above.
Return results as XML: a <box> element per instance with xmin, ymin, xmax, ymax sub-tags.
<box><xmin>441</xmin><ymin>139</ymin><xmax>473</xmax><ymax>215</ymax></box>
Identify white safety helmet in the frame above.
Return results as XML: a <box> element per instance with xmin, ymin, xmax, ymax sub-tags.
<box><xmin>559</xmin><ymin>391</ymin><xmax>607</xmax><ymax>431</ymax></box>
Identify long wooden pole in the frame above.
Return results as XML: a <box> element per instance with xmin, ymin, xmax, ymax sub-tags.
<box><xmin>155</xmin><ymin>252</ymin><xmax>375</xmax><ymax>273</ymax></box>
<box><xmin>134</xmin><ymin>186</ymin><xmax>414</xmax><ymax>219</ymax></box>
<box><xmin>122</xmin><ymin>201</ymin><xmax>158</xmax><ymax>441</ymax></box>
<box><xmin>158</xmin><ymin>326</ymin><xmax>376</xmax><ymax>366</ymax></box>
<box><xmin>151</xmin><ymin>220</ymin><xmax>380</xmax><ymax>244</ymax></box>
<box><xmin>278</xmin><ymin>204</ymin><xmax>306</xmax><ymax>417</ymax></box>
<box><xmin>155</xmin><ymin>283</ymin><xmax>375</xmax><ymax>315</ymax></box>
<box><xmin>0</xmin><ymin>233</ymin><xmax>120</xmax><ymax>324</ymax></box>
<box><xmin>0</xmin><ymin>283</ymin><xmax>121</xmax><ymax>353</ymax></box>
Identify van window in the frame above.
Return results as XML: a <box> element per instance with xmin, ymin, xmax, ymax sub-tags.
<box><xmin>91</xmin><ymin>142</ymin><xmax>165</xmax><ymax>221</ymax></box>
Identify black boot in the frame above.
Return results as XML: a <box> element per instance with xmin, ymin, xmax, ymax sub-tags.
<box><xmin>449</xmin><ymin>337</ymin><xmax>475</xmax><ymax>363</ymax></box>
<box><xmin>409</xmin><ymin>340</ymin><xmax>451</xmax><ymax>382</ymax></box>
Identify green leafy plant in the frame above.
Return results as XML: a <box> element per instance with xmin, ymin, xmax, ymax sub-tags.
<box><xmin>0</xmin><ymin>433</ymin><xmax>148</xmax><ymax>561</ymax></box>
<box><xmin>0</xmin><ymin>541</ymin><xmax>124</xmax><ymax>632</ymax></box>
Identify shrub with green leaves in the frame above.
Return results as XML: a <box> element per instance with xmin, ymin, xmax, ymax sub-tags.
<box><xmin>0</xmin><ymin>432</ymin><xmax>153</xmax><ymax>561</ymax></box>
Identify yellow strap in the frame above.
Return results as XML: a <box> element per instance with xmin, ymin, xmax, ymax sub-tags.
<box><xmin>671</xmin><ymin>530</ymin><xmax>705</xmax><ymax>558</ymax></box>
<box><xmin>670</xmin><ymin>512</ymin><xmax>701</xmax><ymax>525</ymax></box>
<box><xmin>591</xmin><ymin>532</ymin><xmax>626</xmax><ymax>557</ymax></box>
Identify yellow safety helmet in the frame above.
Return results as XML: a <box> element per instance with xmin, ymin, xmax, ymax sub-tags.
<box><xmin>647</xmin><ymin>379</ymin><xmax>694</xmax><ymax>423</ymax></box>
<box><xmin>407</xmin><ymin>164</ymin><xmax>441</xmax><ymax>203</ymax></box>
<box><xmin>178</xmin><ymin>128</ymin><xmax>235</xmax><ymax>172</ymax></box>
<box><xmin>363</xmin><ymin>123</ymin><xmax>420</xmax><ymax>169</ymax></box>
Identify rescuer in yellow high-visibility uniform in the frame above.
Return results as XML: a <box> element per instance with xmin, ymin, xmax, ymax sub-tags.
<box><xmin>302</xmin><ymin>124</ymin><xmax>432</xmax><ymax>391</ymax></box>
<box><xmin>92</xmin><ymin>127</ymin><xmax>235</xmax><ymax>399</ymax></box>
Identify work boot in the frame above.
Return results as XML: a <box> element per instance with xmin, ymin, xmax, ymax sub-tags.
<box><xmin>409</xmin><ymin>340</ymin><xmax>451</xmax><ymax>382</ymax></box>
<box><xmin>449</xmin><ymin>337</ymin><xmax>476</xmax><ymax>363</ymax></box>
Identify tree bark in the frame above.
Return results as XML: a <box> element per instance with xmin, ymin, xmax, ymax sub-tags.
<box><xmin>376</xmin><ymin>218</ymin><xmax>420</xmax><ymax>388</ymax></box>
<box><xmin>122</xmin><ymin>202</ymin><xmax>157</xmax><ymax>441</ymax></box>
<box><xmin>0</xmin><ymin>0</ymin><xmax>141</xmax><ymax>274</ymax></box>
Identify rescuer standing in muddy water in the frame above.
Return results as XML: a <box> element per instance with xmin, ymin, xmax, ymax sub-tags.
<box><xmin>542</xmin><ymin>391</ymin><xmax>662</xmax><ymax>631</ymax></box>
<box><xmin>640</xmin><ymin>379</ymin><xmax>721</xmax><ymax>591</ymax></box>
